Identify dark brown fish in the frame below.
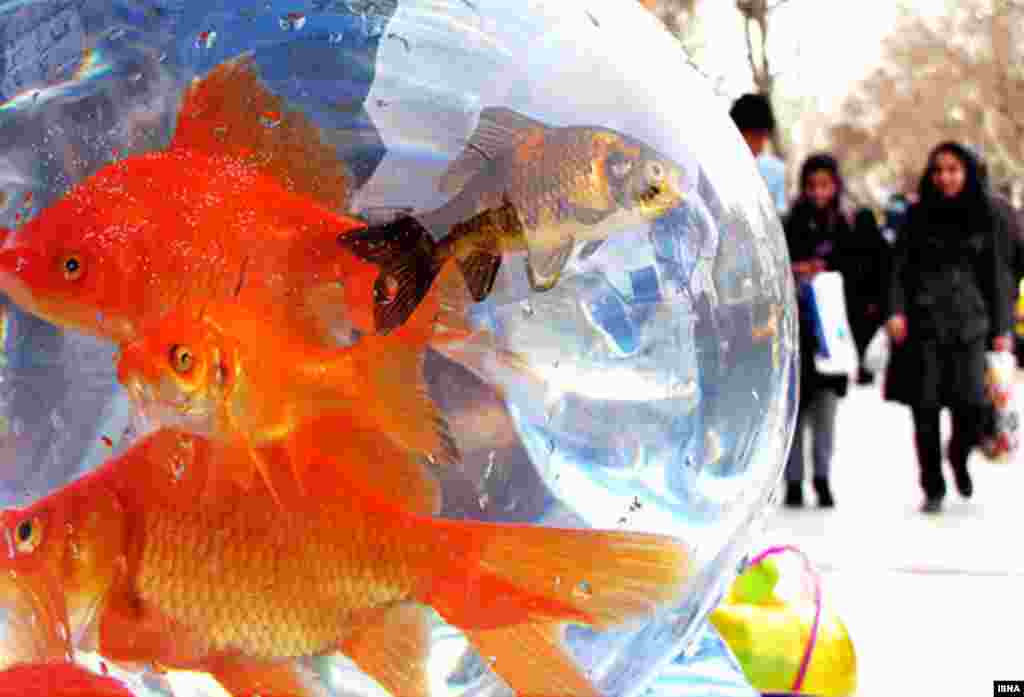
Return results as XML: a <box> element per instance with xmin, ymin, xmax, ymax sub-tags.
<box><xmin>339</xmin><ymin>107</ymin><xmax>685</xmax><ymax>332</ymax></box>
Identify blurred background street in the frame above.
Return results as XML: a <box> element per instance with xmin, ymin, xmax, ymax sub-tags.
<box><xmin>762</xmin><ymin>377</ymin><xmax>1024</xmax><ymax>696</ymax></box>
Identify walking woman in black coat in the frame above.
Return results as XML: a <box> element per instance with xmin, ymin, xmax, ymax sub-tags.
<box><xmin>783</xmin><ymin>154</ymin><xmax>852</xmax><ymax>508</ymax></box>
<box><xmin>885</xmin><ymin>142</ymin><xmax>1012</xmax><ymax>513</ymax></box>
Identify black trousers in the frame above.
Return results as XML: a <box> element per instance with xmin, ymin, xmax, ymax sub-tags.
<box><xmin>911</xmin><ymin>404</ymin><xmax>986</xmax><ymax>498</ymax></box>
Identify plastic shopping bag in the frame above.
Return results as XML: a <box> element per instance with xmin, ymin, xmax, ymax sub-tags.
<box><xmin>863</xmin><ymin>326</ymin><xmax>890</xmax><ymax>376</ymax></box>
<box><xmin>801</xmin><ymin>271</ymin><xmax>859</xmax><ymax>377</ymax></box>
<box><xmin>981</xmin><ymin>350</ymin><xmax>1020</xmax><ymax>462</ymax></box>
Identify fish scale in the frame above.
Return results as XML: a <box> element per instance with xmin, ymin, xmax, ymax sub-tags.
<box><xmin>136</xmin><ymin>499</ymin><xmax>415</xmax><ymax>659</ymax></box>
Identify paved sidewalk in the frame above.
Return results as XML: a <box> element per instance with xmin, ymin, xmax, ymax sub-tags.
<box><xmin>759</xmin><ymin>380</ymin><xmax>1024</xmax><ymax>696</ymax></box>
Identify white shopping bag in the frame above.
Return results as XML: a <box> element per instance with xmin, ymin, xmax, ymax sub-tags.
<box><xmin>863</xmin><ymin>326</ymin><xmax>890</xmax><ymax>375</ymax></box>
<box><xmin>804</xmin><ymin>271</ymin><xmax>859</xmax><ymax>377</ymax></box>
<box><xmin>982</xmin><ymin>350</ymin><xmax>1020</xmax><ymax>462</ymax></box>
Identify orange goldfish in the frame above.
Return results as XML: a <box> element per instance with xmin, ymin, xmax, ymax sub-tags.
<box><xmin>0</xmin><ymin>53</ymin><xmax>373</xmax><ymax>347</ymax></box>
<box><xmin>0</xmin><ymin>662</ymin><xmax>135</xmax><ymax>697</ymax></box>
<box><xmin>0</xmin><ymin>427</ymin><xmax>692</xmax><ymax>697</ymax></box>
<box><xmin>114</xmin><ymin>266</ymin><xmax>464</xmax><ymax>505</ymax></box>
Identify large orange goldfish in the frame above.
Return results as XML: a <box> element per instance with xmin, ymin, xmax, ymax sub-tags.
<box><xmin>0</xmin><ymin>53</ymin><xmax>374</xmax><ymax>347</ymax></box>
<box><xmin>0</xmin><ymin>427</ymin><xmax>692</xmax><ymax>697</ymax></box>
<box><xmin>114</xmin><ymin>266</ymin><xmax>465</xmax><ymax>505</ymax></box>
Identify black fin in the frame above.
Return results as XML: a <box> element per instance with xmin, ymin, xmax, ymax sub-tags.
<box><xmin>337</xmin><ymin>216</ymin><xmax>442</xmax><ymax>334</ymax></box>
<box><xmin>438</xmin><ymin>106</ymin><xmax>548</xmax><ymax>195</ymax></box>
<box><xmin>526</xmin><ymin>239</ymin><xmax>574</xmax><ymax>292</ymax></box>
<box><xmin>456</xmin><ymin>252</ymin><xmax>503</xmax><ymax>302</ymax></box>
<box><xmin>338</xmin><ymin>215</ymin><xmax>432</xmax><ymax>264</ymax></box>
<box><xmin>373</xmin><ymin>248</ymin><xmax>440</xmax><ymax>334</ymax></box>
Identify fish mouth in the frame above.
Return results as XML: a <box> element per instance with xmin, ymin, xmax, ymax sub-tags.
<box><xmin>0</xmin><ymin>561</ymin><xmax>72</xmax><ymax>669</ymax></box>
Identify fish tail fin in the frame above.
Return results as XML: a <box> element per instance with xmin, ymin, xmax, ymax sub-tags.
<box><xmin>337</xmin><ymin>215</ymin><xmax>444</xmax><ymax>334</ymax></box>
<box><xmin>421</xmin><ymin>523</ymin><xmax>692</xmax><ymax>696</ymax></box>
<box><xmin>464</xmin><ymin>623</ymin><xmax>600</xmax><ymax>697</ymax></box>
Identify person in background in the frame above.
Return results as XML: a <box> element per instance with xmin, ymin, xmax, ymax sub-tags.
<box><xmin>977</xmin><ymin>156</ymin><xmax>1024</xmax><ymax>363</ymax></box>
<box><xmin>782</xmin><ymin>153</ymin><xmax>852</xmax><ymax>508</ymax></box>
<box><xmin>844</xmin><ymin>206</ymin><xmax>888</xmax><ymax>384</ymax></box>
<box><xmin>881</xmin><ymin>193</ymin><xmax>909</xmax><ymax>246</ymax></box>
<box><xmin>884</xmin><ymin>142</ymin><xmax>1011</xmax><ymax>514</ymax></box>
<box><xmin>729</xmin><ymin>93</ymin><xmax>787</xmax><ymax>216</ymax></box>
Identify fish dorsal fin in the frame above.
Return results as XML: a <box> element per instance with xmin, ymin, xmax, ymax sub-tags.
<box><xmin>438</xmin><ymin>106</ymin><xmax>548</xmax><ymax>195</ymax></box>
<box><xmin>172</xmin><ymin>53</ymin><xmax>352</xmax><ymax>211</ymax></box>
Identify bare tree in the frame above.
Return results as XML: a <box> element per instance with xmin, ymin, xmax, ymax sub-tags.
<box><xmin>829</xmin><ymin>0</ymin><xmax>1024</xmax><ymax>203</ymax></box>
<box><xmin>735</xmin><ymin>0</ymin><xmax>792</xmax><ymax>157</ymax></box>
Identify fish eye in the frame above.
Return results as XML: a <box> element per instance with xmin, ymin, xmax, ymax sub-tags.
<box><xmin>169</xmin><ymin>345</ymin><xmax>194</xmax><ymax>374</ymax></box>
<box><xmin>645</xmin><ymin>162</ymin><xmax>665</xmax><ymax>182</ymax></box>
<box><xmin>14</xmin><ymin>517</ymin><xmax>42</xmax><ymax>554</ymax></box>
<box><xmin>61</xmin><ymin>254</ymin><xmax>84</xmax><ymax>281</ymax></box>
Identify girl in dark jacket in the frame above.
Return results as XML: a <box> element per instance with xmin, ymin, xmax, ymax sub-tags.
<box><xmin>885</xmin><ymin>142</ymin><xmax>1011</xmax><ymax>513</ymax></box>
<box><xmin>783</xmin><ymin>154</ymin><xmax>852</xmax><ymax>508</ymax></box>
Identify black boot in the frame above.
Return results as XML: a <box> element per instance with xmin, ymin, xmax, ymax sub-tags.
<box><xmin>921</xmin><ymin>496</ymin><xmax>943</xmax><ymax>514</ymax></box>
<box><xmin>783</xmin><ymin>481</ymin><xmax>803</xmax><ymax>508</ymax></box>
<box><xmin>813</xmin><ymin>477</ymin><xmax>835</xmax><ymax>508</ymax></box>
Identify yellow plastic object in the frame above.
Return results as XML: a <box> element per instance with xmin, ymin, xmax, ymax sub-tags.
<box><xmin>1015</xmin><ymin>279</ymin><xmax>1024</xmax><ymax>339</ymax></box>
<box><xmin>710</xmin><ymin>547</ymin><xmax>857</xmax><ymax>697</ymax></box>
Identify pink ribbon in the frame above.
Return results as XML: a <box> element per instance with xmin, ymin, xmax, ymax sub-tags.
<box><xmin>747</xmin><ymin>544</ymin><xmax>823</xmax><ymax>693</ymax></box>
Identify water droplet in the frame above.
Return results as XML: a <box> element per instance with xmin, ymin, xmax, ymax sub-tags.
<box><xmin>547</xmin><ymin>438</ymin><xmax>555</xmax><ymax>454</ymax></box>
<box><xmin>131</xmin><ymin>73</ymin><xmax>143</xmax><ymax>82</ymax></box>
<box><xmin>259</xmin><ymin>111</ymin><xmax>282</xmax><ymax>129</ymax></box>
<box><xmin>477</xmin><ymin>492</ymin><xmax>489</xmax><ymax>510</ymax></box>
<box><xmin>100</xmin><ymin>662</ymin><xmax>109</xmax><ymax>676</ymax></box>
<box><xmin>328</xmin><ymin>32</ymin><xmax>344</xmax><ymax>44</ymax></box>
<box><xmin>8</xmin><ymin>570</ymin><xmax>17</xmax><ymax>581</ymax></box>
<box><xmin>553</xmin><ymin>576</ymin><xmax>561</xmax><ymax>588</ymax></box>
<box><xmin>108</xmin><ymin>28</ymin><xmax>126</xmax><ymax>41</ymax></box>
<box><xmin>573</xmin><ymin>580</ymin><xmax>593</xmax><ymax>600</ymax></box>
<box><xmin>56</xmin><ymin>621</ymin><xmax>68</xmax><ymax>641</ymax></box>
<box><xmin>484</xmin><ymin>451</ymin><xmax>496</xmax><ymax>480</ymax></box>
<box><xmin>279</xmin><ymin>12</ymin><xmax>307</xmax><ymax>31</ymax></box>
<box><xmin>520</xmin><ymin>300</ymin><xmax>534</xmax><ymax>317</ymax></box>
<box><xmin>158</xmin><ymin>52</ymin><xmax>167</xmax><ymax>63</ymax></box>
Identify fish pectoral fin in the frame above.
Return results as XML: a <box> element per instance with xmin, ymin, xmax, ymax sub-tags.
<box><xmin>201</xmin><ymin>656</ymin><xmax>329</xmax><ymax>697</ymax></box>
<box><xmin>525</xmin><ymin>238</ymin><xmax>575</xmax><ymax>292</ymax></box>
<box><xmin>439</xmin><ymin>106</ymin><xmax>547</xmax><ymax>195</ymax></box>
<box><xmin>171</xmin><ymin>53</ymin><xmax>352</xmax><ymax>212</ymax></box>
<box><xmin>337</xmin><ymin>603</ymin><xmax>433</xmax><ymax>697</ymax></box>
<box><xmin>98</xmin><ymin>585</ymin><xmax>206</xmax><ymax>666</ymax></box>
<box><xmin>464</xmin><ymin>622</ymin><xmax>600</xmax><ymax>697</ymax></box>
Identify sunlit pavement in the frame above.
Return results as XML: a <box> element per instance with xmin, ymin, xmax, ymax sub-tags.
<box><xmin>760</xmin><ymin>379</ymin><xmax>1024</xmax><ymax>697</ymax></box>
